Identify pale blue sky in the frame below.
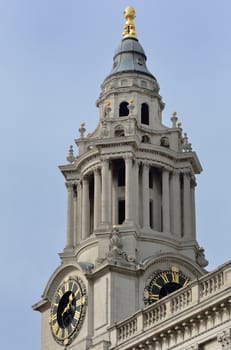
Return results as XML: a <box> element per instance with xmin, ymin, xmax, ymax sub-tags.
<box><xmin>0</xmin><ymin>1</ymin><xmax>230</xmax><ymax>349</ymax></box>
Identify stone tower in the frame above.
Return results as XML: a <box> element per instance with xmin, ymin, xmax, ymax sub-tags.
<box><xmin>33</xmin><ymin>7</ymin><xmax>210</xmax><ymax>349</ymax></box>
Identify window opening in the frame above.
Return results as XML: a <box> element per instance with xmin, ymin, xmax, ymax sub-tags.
<box><xmin>118</xmin><ymin>200</ymin><xmax>125</xmax><ymax>224</ymax></box>
<box><xmin>119</xmin><ymin>102</ymin><xmax>129</xmax><ymax>117</ymax></box>
<box><xmin>150</xmin><ymin>201</ymin><xmax>153</xmax><ymax>229</ymax></box>
<box><xmin>141</xmin><ymin>103</ymin><xmax>149</xmax><ymax>125</ymax></box>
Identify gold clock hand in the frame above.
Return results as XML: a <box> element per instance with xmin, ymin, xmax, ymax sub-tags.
<box><xmin>61</xmin><ymin>294</ymin><xmax>74</xmax><ymax>317</ymax></box>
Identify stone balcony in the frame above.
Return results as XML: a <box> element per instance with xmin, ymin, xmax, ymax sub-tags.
<box><xmin>109</xmin><ymin>261</ymin><xmax>231</xmax><ymax>350</ymax></box>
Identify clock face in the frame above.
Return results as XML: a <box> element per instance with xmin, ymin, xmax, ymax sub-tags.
<box><xmin>49</xmin><ymin>277</ymin><xmax>86</xmax><ymax>345</ymax></box>
<box><xmin>144</xmin><ymin>270</ymin><xmax>190</xmax><ymax>305</ymax></box>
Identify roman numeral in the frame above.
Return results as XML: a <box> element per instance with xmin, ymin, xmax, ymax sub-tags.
<box><xmin>183</xmin><ymin>278</ymin><xmax>190</xmax><ymax>287</ymax></box>
<box><xmin>151</xmin><ymin>281</ymin><xmax>162</xmax><ymax>289</ymax></box>
<box><xmin>149</xmin><ymin>293</ymin><xmax>159</xmax><ymax>301</ymax></box>
<box><xmin>171</xmin><ymin>271</ymin><xmax>179</xmax><ymax>283</ymax></box>
<box><xmin>160</xmin><ymin>272</ymin><xmax>169</xmax><ymax>284</ymax></box>
<box><xmin>74</xmin><ymin>310</ymin><xmax>81</xmax><ymax>320</ymax></box>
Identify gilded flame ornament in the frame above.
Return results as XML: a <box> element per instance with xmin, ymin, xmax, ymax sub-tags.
<box><xmin>122</xmin><ymin>6</ymin><xmax>137</xmax><ymax>39</ymax></box>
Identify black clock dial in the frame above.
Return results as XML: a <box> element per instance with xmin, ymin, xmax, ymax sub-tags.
<box><xmin>144</xmin><ymin>270</ymin><xmax>190</xmax><ymax>305</ymax></box>
<box><xmin>57</xmin><ymin>291</ymin><xmax>76</xmax><ymax>328</ymax></box>
<box><xmin>49</xmin><ymin>278</ymin><xmax>86</xmax><ymax>345</ymax></box>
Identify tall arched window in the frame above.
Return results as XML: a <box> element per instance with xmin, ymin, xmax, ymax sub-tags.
<box><xmin>141</xmin><ymin>103</ymin><xmax>149</xmax><ymax>125</ymax></box>
<box><xmin>119</xmin><ymin>101</ymin><xmax>129</xmax><ymax>117</ymax></box>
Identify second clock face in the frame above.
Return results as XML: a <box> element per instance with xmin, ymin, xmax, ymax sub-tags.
<box><xmin>144</xmin><ymin>270</ymin><xmax>190</xmax><ymax>305</ymax></box>
<box><xmin>49</xmin><ymin>277</ymin><xmax>86</xmax><ymax>345</ymax></box>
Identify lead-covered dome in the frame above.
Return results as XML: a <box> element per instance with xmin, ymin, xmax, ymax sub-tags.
<box><xmin>105</xmin><ymin>37</ymin><xmax>156</xmax><ymax>80</ymax></box>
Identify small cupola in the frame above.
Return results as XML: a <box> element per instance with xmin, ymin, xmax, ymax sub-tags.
<box><xmin>104</xmin><ymin>6</ymin><xmax>156</xmax><ymax>82</ymax></box>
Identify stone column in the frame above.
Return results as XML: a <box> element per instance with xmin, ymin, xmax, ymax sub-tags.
<box><xmin>125</xmin><ymin>156</ymin><xmax>133</xmax><ymax>224</ymax></box>
<box><xmin>183</xmin><ymin>171</ymin><xmax>192</xmax><ymax>239</ymax></box>
<box><xmin>142</xmin><ymin>163</ymin><xmax>150</xmax><ymax>228</ymax></box>
<box><xmin>133</xmin><ymin>161</ymin><xmax>139</xmax><ymax>226</ymax></box>
<box><xmin>77</xmin><ymin>182</ymin><xmax>82</xmax><ymax>243</ymax></box>
<box><xmin>171</xmin><ymin>171</ymin><xmax>181</xmax><ymax>237</ymax></box>
<box><xmin>65</xmin><ymin>182</ymin><xmax>74</xmax><ymax>248</ymax></box>
<box><xmin>101</xmin><ymin>159</ymin><xmax>110</xmax><ymax>225</ymax></box>
<box><xmin>82</xmin><ymin>177</ymin><xmax>90</xmax><ymax>239</ymax></box>
<box><xmin>108</xmin><ymin>162</ymin><xmax>112</xmax><ymax>223</ymax></box>
<box><xmin>153</xmin><ymin>172</ymin><xmax>161</xmax><ymax>231</ymax></box>
<box><xmin>112</xmin><ymin>175</ymin><xmax>118</xmax><ymax>226</ymax></box>
<box><xmin>73</xmin><ymin>184</ymin><xmax>78</xmax><ymax>246</ymax></box>
<box><xmin>162</xmin><ymin>170</ymin><xmax>170</xmax><ymax>233</ymax></box>
<box><xmin>93</xmin><ymin>168</ymin><xmax>101</xmax><ymax>231</ymax></box>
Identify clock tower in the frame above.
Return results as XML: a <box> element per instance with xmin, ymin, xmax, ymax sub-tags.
<box><xmin>33</xmin><ymin>7</ymin><xmax>211</xmax><ymax>350</ymax></box>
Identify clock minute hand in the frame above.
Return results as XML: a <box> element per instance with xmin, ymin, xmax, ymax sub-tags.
<box><xmin>62</xmin><ymin>294</ymin><xmax>74</xmax><ymax>317</ymax></box>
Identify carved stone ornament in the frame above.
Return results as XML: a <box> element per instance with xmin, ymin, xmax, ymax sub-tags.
<box><xmin>106</xmin><ymin>227</ymin><xmax>136</xmax><ymax>263</ymax></box>
<box><xmin>196</xmin><ymin>247</ymin><xmax>208</xmax><ymax>268</ymax></box>
<box><xmin>108</xmin><ymin>227</ymin><xmax>123</xmax><ymax>257</ymax></box>
<box><xmin>218</xmin><ymin>328</ymin><xmax>231</xmax><ymax>349</ymax></box>
<box><xmin>101</xmin><ymin>121</ymin><xmax>109</xmax><ymax>137</ymax></box>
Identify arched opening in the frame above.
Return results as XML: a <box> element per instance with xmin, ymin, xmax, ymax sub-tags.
<box><xmin>115</xmin><ymin>126</ymin><xmax>125</xmax><ymax>137</ymax></box>
<box><xmin>141</xmin><ymin>135</ymin><xmax>151</xmax><ymax>143</ymax></box>
<box><xmin>119</xmin><ymin>101</ymin><xmax>129</xmax><ymax>117</ymax></box>
<box><xmin>141</xmin><ymin>103</ymin><xmax>149</xmax><ymax>125</ymax></box>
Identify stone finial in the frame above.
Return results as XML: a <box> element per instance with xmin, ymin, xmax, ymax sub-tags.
<box><xmin>182</xmin><ymin>132</ymin><xmax>193</xmax><ymax>152</ymax></box>
<box><xmin>79</xmin><ymin>122</ymin><xmax>86</xmax><ymax>138</ymax></box>
<box><xmin>122</xmin><ymin>6</ymin><xmax>137</xmax><ymax>39</ymax></box>
<box><xmin>66</xmin><ymin>145</ymin><xmax>75</xmax><ymax>163</ymax></box>
<box><xmin>196</xmin><ymin>247</ymin><xmax>208</xmax><ymax>268</ymax></box>
<box><xmin>171</xmin><ymin>111</ymin><xmax>178</xmax><ymax>128</ymax></box>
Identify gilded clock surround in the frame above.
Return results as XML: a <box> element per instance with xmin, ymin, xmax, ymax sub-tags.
<box><xmin>49</xmin><ymin>276</ymin><xmax>87</xmax><ymax>346</ymax></box>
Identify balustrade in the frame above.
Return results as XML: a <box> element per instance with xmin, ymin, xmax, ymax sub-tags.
<box><xmin>109</xmin><ymin>263</ymin><xmax>231</xmax><ymax>349</ymax></box>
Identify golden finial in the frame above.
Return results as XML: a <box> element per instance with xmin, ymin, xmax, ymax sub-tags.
<box><xmin>129</xmin><ymin>98</ymin><xmax>134</xmax><ymax>104</ymax></box>
<box><xmin>172</xmin><ymin>111</ymin><xmax>177</xmax><ymax>116</ymax></box>
<box><xmin>122</xmin><ymin>6</ymin><xmax>137</xmax><ymax>39</ymax></box>
<box><xmin>80</xmin><ymin>122</ymin><xmax>85</xmax><ymax>127</ymax></box>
